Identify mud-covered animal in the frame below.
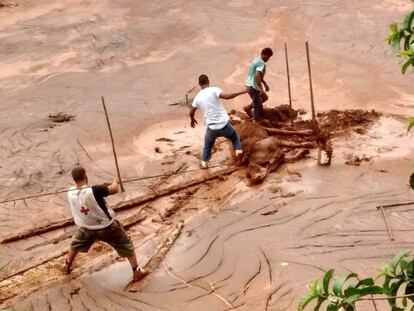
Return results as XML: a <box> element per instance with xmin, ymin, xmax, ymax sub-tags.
<box><xmin>235</xmin><ymin>122</ymin><xmax>312</xmax><ymax>185</ymax></box>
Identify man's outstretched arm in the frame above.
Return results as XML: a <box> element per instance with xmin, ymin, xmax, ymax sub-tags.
<box><xmin>189</xmin><ymin>107</ymin><xmax>198</xmax><ymax>127</ymax></box>
<box><xmin>219</xmin><ymin>88</ymin><xmax>248</xmax><ymax>100</ymax></box>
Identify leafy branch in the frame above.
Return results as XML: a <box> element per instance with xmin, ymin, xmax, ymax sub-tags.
<box><xmin>299</xmin><ymin>251</ymin><xmax>414</xmax><ymax>310</ymax></box>
<box><xmin>387</xmin><ymin>7</ymin><xmax>414</xmax><ymax>74</ymax></box>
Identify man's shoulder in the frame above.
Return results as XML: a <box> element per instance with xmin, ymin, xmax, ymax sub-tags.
<box><xmin>92</xmin><ymin>184</ymin><xmax>109</xmax><ymax>198</ymax></box>
<box><xmin>197</xmin><ymin>87</ymin><xmax>221</xmax><ymax>97</ymax></box>
<box><xmin>254</xmin><ymin>57</ymin><xmax>265</xmax><ymax>65</ymax></box>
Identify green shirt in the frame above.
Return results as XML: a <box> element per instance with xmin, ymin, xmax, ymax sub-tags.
<box><xmin>245</xmin><ymin>57</ymin><xmax>266</xmax><ymax>90</ymax></box>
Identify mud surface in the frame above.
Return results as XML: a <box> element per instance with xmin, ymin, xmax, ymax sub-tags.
<box><xmin>1</xmin><ymin>0</ymin><xmax>414</xmax><ymax>310</ymax></box>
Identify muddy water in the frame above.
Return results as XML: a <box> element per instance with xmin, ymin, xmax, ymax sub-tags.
<box><xmin>1</xmin><ymin>0</ymin><xmax>414</xmax><ymax>310</ymax></box>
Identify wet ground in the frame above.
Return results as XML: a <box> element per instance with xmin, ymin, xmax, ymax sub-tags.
<box><xmin>1</xmin><ymin>0</ymin><xmax>414</xmax><ymax>310</ymax></box>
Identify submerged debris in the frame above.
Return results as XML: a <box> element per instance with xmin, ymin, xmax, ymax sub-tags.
<box><xmin>344</xmin><ymin>154</ymin><xmax>373</xmax><ymax>166</ymax></box>
<box><xmin>48</xmin><ymin>112</ymin><xmax>76</xmax><ymax>123</ymax></box>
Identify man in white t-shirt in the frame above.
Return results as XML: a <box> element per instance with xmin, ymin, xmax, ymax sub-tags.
<box><xmin>189</xmin><ymin>74</ymin><xmax>247</xmax><ymax>168</ymax></box>
<box><xmin>64</xmin><ymin>166</ymin><xmax>148</xmax><ymax>282</ymax></box>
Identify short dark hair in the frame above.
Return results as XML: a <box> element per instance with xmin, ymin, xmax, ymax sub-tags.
<box><xmin>71</xmin><ymin>166</ymin><xmax>86</xmax><ymax>183</ymax></box>
<box><xmin>261</xmin><ymin>47</ymin><xmax>273</xmax><ymax>56</ymax></box>
<box><xmin>198</xmin><ymin>74</ymin><xmax>209</xmax><ymax>86</ymax></box>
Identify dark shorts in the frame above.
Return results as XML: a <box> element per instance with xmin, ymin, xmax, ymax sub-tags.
<box><xmin>70</xmin><ymin>220</ymin><xmax>134</xmax><ymax>258</ymax></box>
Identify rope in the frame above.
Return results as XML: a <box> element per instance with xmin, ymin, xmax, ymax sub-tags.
<box><xmin>0</xmin><ymin>163</ymin><xmax>233</xmax><ymax>205</ymax></box>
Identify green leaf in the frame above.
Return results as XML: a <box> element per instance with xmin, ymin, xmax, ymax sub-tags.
<box><xmin>389</xmin><ymin>34</ymin><xmax>402</xmax><ymax>49</ymax></box>
<box><xmin>323</xmin><ymin>269</ymin><xmax>335</xmax><ymax>295</ymax></box>
<box><xmin>316</xmin><ymin>280</ymin><xmax>323</xmax><ymax>295</ymax></box>
<box><xmin>390</xmin><ymin>23</ymin><xmax>399</xmax><ymax>34</ymax></box>
<box><xmin>407</xmin><ymin>118</ymin><xmax>414</xmax><ymax>133</ymax></box>
<box><xmin>400</xmin><ymin>50</ymin><xmax>414</xmax><ymax>56</ymax></box>
<box><xmin>356</xmin><ymin>278</ymin><xmax>375</xmax><ymax>287</ymax></box>
<box><xmin>402</xmin><ymin>56</ymin><xmax>414</xmax><ymax>74</ymax></box>
<box><xmin>407</xmin><ymin>260</ymin><xmax>414</xmax><ymax>280</ymax></box>
<box><xmin>327</xmin><ymin>303</ymin><xmax>339</xmax><ymax>311</ymax></box>
<box><xmin>298</xmin><ymin>292</ymin><xmax>320</xmax><ymax>311</ymax></box>
<box><xmin>333</xmin><ymin>273</ymin><xmax>358</xmax><ymax>296</ymax></box>
<box><xmin>390</xmin><ymin>251</ymin><xmax>410</xmax><ymax>275</ymax></box>
<box><xmin>404</xmin><ymin>34</ymin><xmax>413</xmax><ymax>51</ymax></box>
<box><xmin>344</xmin><ymin>294</ymin><xmax>361</xmax><ymax>304</ymax></box>
<box><xmin>402</xmin><ymin>296</ymin><xmax>408</xmax><ymax>307</ymax></box>
<box><xmin>344</xmin><ymin>286</ymin><xmax>358</xmax><ymax>297</ymax></box>
<box><xmin>315</xmin><ymin>297</ymin><xmax>326</xmax><ymax>311</ymax></box>
<box><xmin>358</xmin><ymin>286</ymin><xmax>383</xmax><ymax>296</ymax></box>
<box><xmin>403</xmin><ymin>11</ymin><xmax>414</xmax><ymax>31</ymax></box>
<box><xmin>388</xmin><ymin>279</ymin><xmax>406</xmax><ymax>307</ymax></box>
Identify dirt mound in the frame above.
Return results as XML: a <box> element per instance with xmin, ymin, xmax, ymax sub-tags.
<box><xmin>317</xmin><ymin>109</ymin><xmax>380</xmax><ymax>134</ymax></box>
<box><xmin>48</xmin><ymin>112</ymin><xmax>76</xmax><ymax>123</ymax></box>
<box><xmin>231</xmin><ymin>107</ymin><xmax>381</xmax><ymax>185</ymax></box>
<box><xmin>261</xmin><ymin>105</ymin><xmax>298</xmax><ymax>127</ymax></box>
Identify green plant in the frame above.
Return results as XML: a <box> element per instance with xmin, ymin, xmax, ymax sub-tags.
<box><xmin>387</xmin><ymin>6</ymin><xmax>414</xmax><ymax>74</ymax></box>
<box><xmin>299</xmin><ymin>251</ymin><xmax>414</xmax><ymax>310</ymax></box>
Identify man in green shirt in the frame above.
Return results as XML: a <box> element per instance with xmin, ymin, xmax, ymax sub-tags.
<box><xmin>243</xmin><ymin>47</ymin><xmax>273</xmax><ymax>120</ymax></box>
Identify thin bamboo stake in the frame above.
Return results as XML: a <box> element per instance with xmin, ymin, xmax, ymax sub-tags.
<box><xmin>284</xmin><ymin>43</ymin><xmax>292</xmax><ymax>108</ymax></box>
<box><xmin>305</xmin><ymin>41</ymin><xmax>316</xmax><ymax>120</ymax></box>
<box><xmin>377</xmin><ymin>205</ymin><xmax>395</xmax><ymax>241</ymax></box>
<box><xmin>101</xmin><ymin>96</ymin><xmax>125</xmax><ymax>192</ymax></box>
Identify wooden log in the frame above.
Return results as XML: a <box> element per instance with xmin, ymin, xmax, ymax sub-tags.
<box><xmin>0</xmin><ymin>167</ymin><xmax>239</xmax><ymax>244</ymax></box>
<box><xmin>264</xmin><ymin>127</ymin><xmax>314</xmax><ymax>136</ymax></box>
<box><xmin>124</xmin><ymin>221</ymin><xmax>184</xmax><ymax>292</ymax></box>
<box><xmin>277</xmin><ymin>141</ymin><xmax>315</xmax><ymax>149</ymax></box>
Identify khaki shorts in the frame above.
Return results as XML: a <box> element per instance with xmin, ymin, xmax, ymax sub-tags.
<box><xmin>70</xmin><ymin>220</ymin><xmax>134</xmax><ymax>258</ymax></box>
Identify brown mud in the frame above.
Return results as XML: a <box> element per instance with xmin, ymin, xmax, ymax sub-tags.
<box><xmin>1</xmin><ymin>0</ymin><xmax>414</xmax><ymax>310</ymax></box>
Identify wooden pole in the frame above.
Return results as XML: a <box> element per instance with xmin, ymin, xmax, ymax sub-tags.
<box><xmin>305</xmin><ymin>41</ymin><xmax>316</xmax><ymax>120</ymax></box>
<box><xmin>377</xmin><ymin>201</ymin><xmax>414</xmax><ymax>209</ymax></box>
<box><xmin>284</xmin><ymin>43</ymin><xmax>292</xmax><ymax>108</ymax></box>
<box><xmin>377</xmin><ymin>206</ymin><xmax>394</xmax><ymax>241</ymax></box>
<box><xmin>101</xmin><ymin>96</ymin><xmax>125</xmax><ymax>192</ymax></box>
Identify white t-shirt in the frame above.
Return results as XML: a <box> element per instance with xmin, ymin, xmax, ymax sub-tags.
<box><xmin>67</xmin><ymin>185</ymin><xmax>115</xmax><ymax>230</ymax></box>
<box><xmin>192</xmin><ymin>87</ymin><xmax>229</xmax><ymax>130</ymax></box>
